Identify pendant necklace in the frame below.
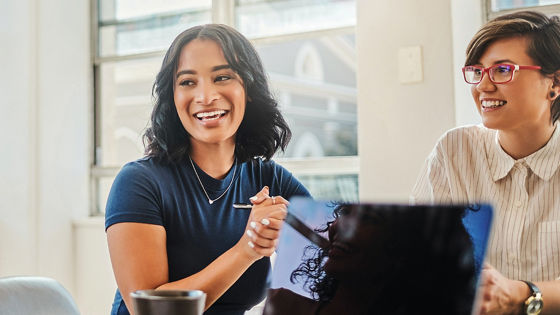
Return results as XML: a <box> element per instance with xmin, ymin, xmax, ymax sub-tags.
<box><xmin>189</xmin><ymin>155</ymin><xmax>237</xmax><ymax>205</ymax></box>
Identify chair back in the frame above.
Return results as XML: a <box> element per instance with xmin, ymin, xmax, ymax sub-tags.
<box><xmin>0</xmin><ymin>276</ymin><xmax>80</xmax><ymax>315</ymax></box>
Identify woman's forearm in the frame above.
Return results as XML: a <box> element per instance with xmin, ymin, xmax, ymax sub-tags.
<box><xmin>156</xmin><ymin>244</ymin><xmax>257</xmax><ymax>310</ymax></box>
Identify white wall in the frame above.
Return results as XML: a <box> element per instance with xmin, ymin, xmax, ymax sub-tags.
<box><xmin>1</xmin><ymin>0</ymin><xmax>38</xmax><ymax>276</ymax></box>
<box><xmin>357</xmin><ymin>0</ymin><xmax>456</xmax><ymax>202</ymax></box>
<box><xmin>452</xmin><ymin>0</ymin><xmax>484</xmax><ymax>126</ymax></box>
<box><xmin>1</xmin><ymin>0</ymin><xmax>91</xmax><ymax>306</ymax></box>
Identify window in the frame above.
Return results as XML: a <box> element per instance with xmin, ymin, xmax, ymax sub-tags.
<box><xmin>92</xmin><ymin>0</ymin><xmax>358</xmax><ymax>214</ymax></box>
<box><xmin>486</xmin><ymin>0</ymin><xmax>560</xmax><ymax>18</ymax></box>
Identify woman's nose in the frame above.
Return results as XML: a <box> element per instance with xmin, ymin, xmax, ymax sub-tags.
<box><xmin>193</xmin><ymin>82</ymin><xmax>219</xmax><ymax>105</ymax></box>
<box><xmin>475</xmin><ymin>72</ymin><xmax>497</xmax><ymax>92</ymax></box>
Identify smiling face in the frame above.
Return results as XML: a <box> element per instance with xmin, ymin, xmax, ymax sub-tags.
<box><xmin>471</xmin><ymin>36</ymin><xmax>554</xmax><ymax>132</ymax></box>
<box><xmin>174</xmin><ymin>39</ymin><xmax>246</xmax><ymax>148</ymax></box>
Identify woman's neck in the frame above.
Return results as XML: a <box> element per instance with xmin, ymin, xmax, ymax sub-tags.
<box><xmin>497</xmin><ymin>122</ymin><xmax>556</xmax><ymax>160</ymax></box>
<box><xmin>189</xmin><ymin>140</ymin><xmax>236</xmax><ymax>179</ymax></box>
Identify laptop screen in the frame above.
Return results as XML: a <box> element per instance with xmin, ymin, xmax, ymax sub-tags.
<box><xmin>263</xmin><ymin>197</ymin><xmax>493</xmax><ymax>315</ymax></box>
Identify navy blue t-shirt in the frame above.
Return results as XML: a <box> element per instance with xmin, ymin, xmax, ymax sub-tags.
<box><xmin>105</xmin><ymin>157</ymin><xmax>310</xmax><ymax>315</ymax></box>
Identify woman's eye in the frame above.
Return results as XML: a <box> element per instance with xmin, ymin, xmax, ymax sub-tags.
<box><xmin>179</xmin><ymin>80</ymin><xmax>195</xmax><ymax>86</ymax></box>
<box><xmin>496</xmin><ymin>66</ymin><xmax>511</xmax><ymax>73</ymax></box>
<box><xmin>470</xmin><ymin>68</ymin><xmax>482</xmax><ymax>76</ymax></box>
<box><xmin>215</xmin><ymin>75</ymin><xmax>231</xmax><ymax>82</ymax></box>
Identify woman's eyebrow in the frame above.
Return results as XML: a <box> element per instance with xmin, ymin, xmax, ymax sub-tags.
<box><xmin>491</xmin><ymin>59</ymin><xmax>516</xmax><ymax>65</ymax></box>
<box><xmin>176</xmin><ymin>69</ymin><xmax>195</xmax><ymax>78</ymax></box>
<box><xmin>176</xmin><ymin>64</ymin><xmax>232</xmax><ymax>79</ymax></box>
<box><xmin>212</xmin><ymin>64</ymin><xmax>231</xmax><ymax>71</ymax></box>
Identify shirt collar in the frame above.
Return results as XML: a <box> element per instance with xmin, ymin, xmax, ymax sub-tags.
<box><xmin>525</xmin><ymin>123</ymin><xmax>560</xmax><ymax>181</ymax></box>
<box><xmin>488</xmin><ymin>123</ymin><xmax>560</xmax><ymax>182</ymax></box>
<box><xmin>488</xmin><ymin>130</ymin><xmax>515</xmax><ymax>182</ymax></box>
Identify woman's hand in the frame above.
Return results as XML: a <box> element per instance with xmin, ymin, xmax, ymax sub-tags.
<box><xmin>476</xmin><ymin>263</ymin><xmax>529</xmax><ymax>315</ymax></box>
<box><xmin>236</xmin><ymin>186</ymin><xmax>288</xmax><ymax>261</ymax></box>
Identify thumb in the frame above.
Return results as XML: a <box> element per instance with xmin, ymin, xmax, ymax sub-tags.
<box><xmin>250</xmin><ymin>186</ymin><xmax>270</xmax><ymax>204</ymax></box>
<box><xmin>482</xmin><ymin>262</ymin><xmax>493</xmax><ymax>270</ymax></box>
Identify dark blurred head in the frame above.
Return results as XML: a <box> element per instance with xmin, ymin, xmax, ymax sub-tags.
<box><xmin>291</xmin><ymin>204</ymin><xmax>476</xmax><ymax>315</ymax></box>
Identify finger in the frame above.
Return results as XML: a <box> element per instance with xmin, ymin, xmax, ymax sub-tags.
<box><xmin>252</xmin><ymin>236</ymin><xmax>278</xmax><ymax>249</ymax></box>
<box><xmin>250</xmin><ymin>205</ymin><xmax>287</xmax><ymax>224</ymax></box>
<box><xmin>259</xmin><ymin>206</ymin><xmax>288</xmax><ymax>221</ymax></box>
<box><xmin>253</xmin><ymin>217</ymin><xmax>285</xmax><ymax>232</ymax></box>
<box><xmin>268</xmin><ymin>195</ymin><xmax>289</xmax><ymax>206</ymax></box>
<box><xmin>250</xmin><ymin>208</ymin><xmax>286</xmax><ymax>229</ymax></box>
<box><xmin>249</xmin><ymin>186</ymin><xmax>270</xmax><ymax>204</ymax></box>
<box><xmin>252</xmin><ymin>224</ymin><xmax>282</xmax><ymax>240</ymax></box>
<box><xmin>246</xmin><ymin>228</ymin><xmax>280</xmax><ymax>244</ymax></box>
<box><xmin>250</xmin><ymin>245</ymin><xmax>276</xmax><ymax>257</ymax></box>
<box><xmin>482</xmin><ymin>262</ymin><xmax>493</xmax><ymax>270</ymax></box>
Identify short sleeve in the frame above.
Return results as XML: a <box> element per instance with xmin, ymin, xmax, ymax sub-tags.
<box><xmin>411</xmin><ymin>142</ymin><xmax>452</xmax><ymax>205</ymax></box>
<box><xmin>268</xmin><ymin>161</ymin><xmax>311</xmax><ymax>199</ymax></box>
<box><xmin>105</xmin><ymin>161</ymin><xmax>163</xmax><ymax>230</ymax></box>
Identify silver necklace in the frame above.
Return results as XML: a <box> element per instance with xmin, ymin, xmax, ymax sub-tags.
<box><xmin>189</xmin><ymin>156</ymin><xmax>237</xmax><ymax>205</ymax></box>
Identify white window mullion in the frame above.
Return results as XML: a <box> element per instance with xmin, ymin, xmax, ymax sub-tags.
<box><xmin>212</xmin><ymin>0</ymin><xmax>235</xmax><ymax>26</ymax></box>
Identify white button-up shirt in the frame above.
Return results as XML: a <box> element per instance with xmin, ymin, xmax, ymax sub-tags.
<box><xmin>412</xmin><ymin>124</ymin><xmax>560</xmax><ymax>282</ymax></box>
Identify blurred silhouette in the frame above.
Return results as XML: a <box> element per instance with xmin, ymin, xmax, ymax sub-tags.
<box><xmin>264</xmin><ymin>204</ymin><xmax>478</xmax><ymax>315</ymax></box>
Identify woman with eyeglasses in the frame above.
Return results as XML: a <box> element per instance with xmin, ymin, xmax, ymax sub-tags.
<box><xmin>105</xmin><ymin>24</ymin><xmax>310</xmax><ymax>315</ymax></box>
<box><xmin>412</xmin><ymin>11</ymin><xmax>560</xmax><ymax>315</ymax></box>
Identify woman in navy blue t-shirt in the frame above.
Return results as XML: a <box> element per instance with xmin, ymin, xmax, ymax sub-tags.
<box><xmin>105</xmin><ymin>24</ymin><xmax>310</xmax><ymax>315</ymax></box>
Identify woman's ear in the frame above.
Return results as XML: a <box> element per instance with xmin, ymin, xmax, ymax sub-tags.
<box><xmin>548</xmin><ymin>71</ymin><xmax>560</xmax><ymax>101</ymax></box>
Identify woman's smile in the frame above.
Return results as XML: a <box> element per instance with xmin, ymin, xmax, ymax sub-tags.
<box><xmin>479</xmin><ymin>98</ymin><xmax>507</xmax><ymax>112</ymax></box>
<box><xmin>193</xmin><ymin>109</ymin><xmax>231</xmax><ymax>127</ymax></box>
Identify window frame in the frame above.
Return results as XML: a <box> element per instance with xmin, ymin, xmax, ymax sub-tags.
<box><xmin>484</xmin><ymin>1</ymin><xmax>560</xmax><ymax>20</ymax></box>
<box><xmin>90</xmin><ymin>0</ymin><xmax>359</xmax><ymax>215</ymax></box>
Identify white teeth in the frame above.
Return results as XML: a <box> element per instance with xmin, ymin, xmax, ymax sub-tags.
<box><xmin>195</xmin><ymin>110</ymin><xmax>226</xmax><ymax>120</ymax></box>
<box><xmin>481</xmin><ymin>100</ymin><xmax>506</xmax><ymax>108</ymax></box>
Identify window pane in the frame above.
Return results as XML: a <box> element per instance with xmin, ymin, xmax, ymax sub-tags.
<box><xmin>99</xmin><ymin>0</ymin><xmax>211</xmax><ymax>21</ymax></box>
<box><xmin>235</xmin><ymin>0</ymin><xmax>356</xmax><ymax>38</ymax></box>
<box><xmin>97</xmin><ymin>177</ymin><xmax>115</xmax><ymax>214</ymax></box>
<box><xmin>97</xmin><ymin>57</ymin><xmax>162</xmax><ymax>167</ymax></box>
<box><xmin>98</xmin><ymin>0</ymin><xmax>211</xmax><ymax>57</ymax></box>
<box><xmin>255</xmin><ymin>34</ymin><xmax>357</xmax><ymax>158</ymax></box>
<box><xmin>490</xmin><ymin>0</ymin><xmax>560</xmax><ymax>11</ymax></box>
<box><xmin>298</xmin><ymin>174</ymin><xmax>358</xmax><ymax>202</ymax></box>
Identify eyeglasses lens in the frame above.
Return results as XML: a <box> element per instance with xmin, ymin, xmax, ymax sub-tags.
<box><xmin>489</xmin><ymin>65</ymin><xmax>513</xmax><ymax>83</ymax></box>
<box><xmin>464</xmin><ymin>67</ymin><xmax>482</xmax><ymax>84</ymax></box>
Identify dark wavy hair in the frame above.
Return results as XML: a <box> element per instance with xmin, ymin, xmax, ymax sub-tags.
<box><xmin>290</xmin><ymin>204</ymin><xmax>477</xmax><ymax>315</ymax></box>
<box><xmin>143</xmin><ymin>24</ymin><xmax>291</xmax><ymax>163</ymax></box>
<box><xmin>465</xmin><ymin>10</ymin><xmax>560</xmax><ymax>122</ymax></box>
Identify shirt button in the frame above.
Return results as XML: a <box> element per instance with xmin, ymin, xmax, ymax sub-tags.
<box><xmin>514</xmin><ymin>200</ymin><xmax>523</xmax><ymax>207</ymax></box>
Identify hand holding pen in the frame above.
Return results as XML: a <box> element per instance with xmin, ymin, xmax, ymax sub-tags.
<box><xmin>235</xmin><ymin>194</ymin><xmax>330</xmax><ymax>250</ymax></box>
<box><xmin>236</xmin><ymin>186</ymin><xmax>288</xmax><ymax>260</ymax></box>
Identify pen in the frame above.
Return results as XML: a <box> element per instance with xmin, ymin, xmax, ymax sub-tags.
<box><xmin>233</xmin><ymin>203</ymin><xmax>329</xmax><ymax>249</ymax></box>
<box><xmin>233</xmin><ymin>204</ymin><xmax>253</xmax><ymax>209</ymax></box>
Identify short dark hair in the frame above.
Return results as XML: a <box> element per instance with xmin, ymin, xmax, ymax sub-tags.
<box><xmin>465</xmin><ymin>10</ymin><xmax>560</xmax><ymax>122</ymax></box>
<box><xmin>143</xmin><ymin>24</ymin><xmax>291</xmax><ymax>163</ymax></box>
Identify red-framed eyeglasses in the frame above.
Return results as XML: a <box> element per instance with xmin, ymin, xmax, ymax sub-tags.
<box><xmin>462</xmin><ymin>64</ymin><xmax>542</xmax><ymax>84</ymax></box>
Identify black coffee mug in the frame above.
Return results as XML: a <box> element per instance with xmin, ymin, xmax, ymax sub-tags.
<box><xmin>131</xmin><ymin>290</ymin><xmax>206</xmax><ymax>315</ymax></box>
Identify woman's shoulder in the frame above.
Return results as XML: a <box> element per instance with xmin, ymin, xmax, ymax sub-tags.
<box><xmin>119</xmin><ymin>156</ymin><xmax>178</xmax><ymax>178</ymax></box>
<box><xmin>243</xmin><ymin>158</ymin><xmax>311</xmax><ymax>197</ymax></box>
<box><xmin>263</xmin><ymin>288</ymin><xmax>318</xmax><ymax>315</ymax></box>
<box><xmin>436</xmin><ymin>124</ymin><xmax>494</xmax><ymax>150</ymax></box>
<box><xmin>441</xmin><ymin>124</ymin><xmax>492</xmax><ymax>139</ymax></box>
<box><xmin>242</xmin><ymin>158</ymin><xmax>286</xmax><ymax>174</ymax></box>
